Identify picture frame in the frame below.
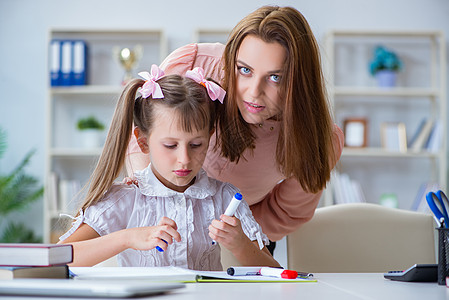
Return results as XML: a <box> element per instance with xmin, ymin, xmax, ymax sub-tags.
<box><xmin>381</xmin><ymin>122</ymin><xmax>407</xmax><ymax>152</ymax></box>
<box><xmin>343</xmin><ymin>118</ymin><xmax>368</xmax><ymax>148</ymax></box>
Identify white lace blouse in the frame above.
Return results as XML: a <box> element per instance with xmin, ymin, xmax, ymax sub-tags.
<box><xmin>60</xmin><ymin>165</ymin><xmax>268</xmax><ymax>271</ymax></box>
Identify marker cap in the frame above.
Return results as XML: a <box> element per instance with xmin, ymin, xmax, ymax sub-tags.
<box><xmin>281</xmin><ymin>270</ymin><xmax>298</xmax><ymax>279</ymax></box>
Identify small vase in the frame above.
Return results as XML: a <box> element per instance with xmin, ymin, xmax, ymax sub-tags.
<box><xmin>80</xmin><ymin>129</ymin><xmax>102</xmax><ymax>148</ymax></box>
<box><xmin>375</xmin><ymin>70</ymin><xmax>397</xmax><ymax>88</ymax></box>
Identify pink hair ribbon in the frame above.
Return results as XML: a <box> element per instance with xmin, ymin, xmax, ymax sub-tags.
<box><xmin>138</xmin><ymin>64</ymin><xmax>165</xmax><ymax>99</ymax></box>
<box><xmin>185</xmin><ymin>67</ymin><xmax>226</xmax><ymax>103</ymax></box>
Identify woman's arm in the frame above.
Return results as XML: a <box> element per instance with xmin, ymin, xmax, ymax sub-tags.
<box><xmin>250</xmin><ymin>125</ymin><xmax>345</xmax><ymax>241</ymax></box>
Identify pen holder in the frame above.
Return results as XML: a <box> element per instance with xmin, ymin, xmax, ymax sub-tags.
<box><xmin>437</xmin><ymin>227</ymin><xmax>449</xmax><ymax>285</ymax></box>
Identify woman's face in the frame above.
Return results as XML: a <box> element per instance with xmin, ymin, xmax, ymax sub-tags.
<box><xmin>235</xmin><ymin>35</ymin><xmax>287</xmax><ymax>125</ymax></box>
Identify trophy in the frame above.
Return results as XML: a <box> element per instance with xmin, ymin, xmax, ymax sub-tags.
<box><xmin>113</xmin><ymin>44</ymin><xmax>143</xmax><ymax>85</ymax></box>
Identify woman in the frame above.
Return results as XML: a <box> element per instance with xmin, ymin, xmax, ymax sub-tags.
<box><xmin>127</xmin><ymin>5</ymin><xmax>344</xmax><ymax>253</ymax></box>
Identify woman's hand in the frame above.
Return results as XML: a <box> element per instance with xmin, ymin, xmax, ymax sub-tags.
<box><xmin>127</xmin><ymin>217</ymin><xmax>181</xmax><ymax>252</ymax></box>
<box><xmin>208</xmin><ymin>215</ymin><xmax>249</xmax><ymax>252</ymax></box>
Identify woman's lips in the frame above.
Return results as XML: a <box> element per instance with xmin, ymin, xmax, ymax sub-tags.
<box><xmin>174</xmin><ymin>169</ymin><xmax>192</xmax><ymax>176</ymax></box>
<box><xmin>244</xmin><ymin>101</ymin><xmax>265</xmax><ymax>113</ymax></box>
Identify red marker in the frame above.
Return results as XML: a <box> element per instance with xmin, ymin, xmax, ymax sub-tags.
<box><xmin>259</xmin><ymin>267</ymin><xmax>298</xmax><ymax>279</ymax></box>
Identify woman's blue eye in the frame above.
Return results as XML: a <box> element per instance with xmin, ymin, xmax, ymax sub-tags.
<box><xmin>239</xmin><ymin>67</ymin><xmax>251</xmax><ymax>75</ymax></box>
<box><xmin>270</xmin><ymin>74</ymin><xmax>280</xmax><ymax>83</ymax></box>
<box><xmin>164</xmin><ymin>144</ymin><xmax>176</xmax><ymax>149</ymax></box>
<box><xmin>190</xmin><ymin>143</ymin><xmax>202</xmax><ymax>148</ymax></box>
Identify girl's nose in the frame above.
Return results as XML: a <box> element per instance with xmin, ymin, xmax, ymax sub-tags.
<box><xmin>177</xmin><ymin>147</ymin><xmax>191</xmax><ymax>164</ymax></box>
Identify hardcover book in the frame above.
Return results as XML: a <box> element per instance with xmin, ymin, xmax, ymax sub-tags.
<box><xmin>0</xmin><ymin>243</ymin><xmax>73</xmax><ymax>267</ymax></box>
<box><xmin>0</xmin><ymin>265</ymin><xmax>69</xmax><ymax>279</ymax></box>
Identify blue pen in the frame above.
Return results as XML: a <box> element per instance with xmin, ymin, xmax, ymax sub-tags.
<box><xmin>156</xmin><ymin>239</ymin><xmax>168</xmax><ymax>252</ymax></box>
<box><xmin>212</xmin><ymin>193</ymin><xmax>243</xmax><ymax>245</ymax></box>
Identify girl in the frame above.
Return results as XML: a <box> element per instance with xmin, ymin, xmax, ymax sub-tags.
<box><xmin>127</xmin><ymin>6</ymin><xmax>345</xmax><ymax>253</ymax></box>
<box><xmin>59</xmin><ymin>65</ymin><xmax>280</xmax><ymax>270</ymax></box>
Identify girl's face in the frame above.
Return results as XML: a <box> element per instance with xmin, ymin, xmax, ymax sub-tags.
<box><xmin>147</xmin><ymin>107</ymin><xmax>211</xmax><ymax>193</ymax></box>
<box><xmin>235</xmin><ymin>35</ymin><xmax>287</xmax><ymax>125</ymax></box>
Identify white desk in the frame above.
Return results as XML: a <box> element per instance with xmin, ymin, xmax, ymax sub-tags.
<box><xmin>164</xmin><ymin>273</ymin><xmax>446</xmax><ymax>300</ymax></box>
<box><xmin>0</xmin><ymin>273</ymin><xmax>446</xmax><ymax>300</ymax></box>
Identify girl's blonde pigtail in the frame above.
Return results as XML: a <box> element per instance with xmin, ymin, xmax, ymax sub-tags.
<box><xmin>79</xmin><ymin>79</ymin><xmax>143</xmax><ymax>212</ymax></box>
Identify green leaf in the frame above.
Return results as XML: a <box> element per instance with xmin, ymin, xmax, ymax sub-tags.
<box><xmin>0</xmin><ymin>222</ymin><xmax>42</xmax><ymax>243</ymax></box>
<box><xmin>0</xmin><ymin>127</ymin><xmax>6</xmax><ymax>160</ymax></box>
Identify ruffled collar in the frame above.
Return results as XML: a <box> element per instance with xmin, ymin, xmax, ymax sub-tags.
<box><xmin>134</xmin><ymin>164</ymin><xmax>216</xmax><ymax>199</ymax></box>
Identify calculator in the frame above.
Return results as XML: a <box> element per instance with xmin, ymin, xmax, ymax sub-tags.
<box><xmin>383</xmin><ymin>264</ymin><xmax>437</xmax><ymax>282</ymax></box>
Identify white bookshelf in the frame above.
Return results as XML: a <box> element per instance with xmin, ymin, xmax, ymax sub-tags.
<box><xmin>323</xmin><ymin>30</ymin><xmax>447</xmax><ymax>209</ymax></box>
<box><xmin>193</xmin><ymin>29</ymin><xmax>231</xmax><ymax>44</ymax></box>
<box><xmin>44</xmin><ymin>28</ymin><xmax>167</xmax><ymax>243</ymax></box>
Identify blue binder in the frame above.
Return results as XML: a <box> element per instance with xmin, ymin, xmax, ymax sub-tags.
<box><xmin>60</xmin><ymin>40</ymin><xmax>73</xmax><ymax>86</ymax></box>
<box><xmin>72</xmin><ymin>40</ymin><xmax>87</xmax><ymax>85</ymax></box>
<box><xmin>49</xmin><ymin>39</ymin><xmax>61</xmax><ymax>86</ymax></box>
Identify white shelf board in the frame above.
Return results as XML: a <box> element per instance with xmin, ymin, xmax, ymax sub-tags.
<box><xmin>333</xmin><ymin>87</ymin><xmax>439</xmax><ymax>97</ymax></box>
<box><xmin>342</xmin><ymin>147</ymin><xmax>440</xmax><ymax>158</ymax></box>
<box><xmin>50</xmin><ymin>148</ymin><xmax>103</xmax><ymax>157</ymax></box>
<box><xmin>51</xmin><ymin>85</ymin><xmax>123</xmax><ymax>95</ymax></box>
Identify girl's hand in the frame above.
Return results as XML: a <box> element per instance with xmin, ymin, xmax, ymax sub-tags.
<box><xmin>122</xmin><ymin>176</ymin><xmax>138</xmax><ymax>187</ymax></box>
<box><xmin>208</xmin><ymin>215</ymin><xmax>247</xmax><ymax>251</ymax></box>
<box><xmin>127</xmin><ymin>217</ymin><xmax>181</xmax><ymax>252</ymax></box>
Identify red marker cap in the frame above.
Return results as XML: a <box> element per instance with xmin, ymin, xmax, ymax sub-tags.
<box><xmin>281</xmin><ymin>270</ymin><xmax>298</xmax><ymax>279</ymax></box>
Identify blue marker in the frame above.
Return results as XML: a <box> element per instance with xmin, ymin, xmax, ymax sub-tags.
<box><xmin>156</xmin><ymin>239</ymin><xmax>168</xmax><ymax>252</ymax></box>
<box><xmin>212</xmin><ymin>193</ymin><xmax>243</xmax><ymax>245</ymax></box>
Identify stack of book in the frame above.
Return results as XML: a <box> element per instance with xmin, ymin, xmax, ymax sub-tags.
<box><xmin>0</xmin><ymin>243</ymin><xmax>73</xmax><ymax>279</ymax></box>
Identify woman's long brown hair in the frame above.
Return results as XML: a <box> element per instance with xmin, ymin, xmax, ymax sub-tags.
<box><xmin>217</xmin><ymin>5</ymin><xmax>335</xmax><ymax>193</ymax></box>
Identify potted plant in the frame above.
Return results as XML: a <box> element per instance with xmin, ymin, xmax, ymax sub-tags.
<box><xmin>369</xmin><ymin>45</ymin><xmax>403</xmax><ymax>87</ymax></box>
<box><xmin>0</xmin><ymin>127</ymin><xmax>43</xmax><ymax>242</ymax></box>
<box><xmin>76</xmin><ymin>115</ymin><xmax>105</xmax><ymax>148</ymax></box>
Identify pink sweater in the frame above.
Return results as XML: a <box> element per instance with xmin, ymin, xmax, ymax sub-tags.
<box><xmin>129</xmin><ymin>43</ymin><xmax>344</xmax><ymax>241</ymax></box>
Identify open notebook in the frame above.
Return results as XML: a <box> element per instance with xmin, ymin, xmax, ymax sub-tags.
<box><xmin>0</xmin><ymin>278</ymin><xmax>184</xmax><ymax>298</ymax></box>
<box><xmin>70</xmin><ymin>267</ymin><xmax>316</xmax><ymax>283</ymax></box>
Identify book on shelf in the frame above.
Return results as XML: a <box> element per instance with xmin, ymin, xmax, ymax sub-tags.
<box><xmin>409</xmin><ymin>119</ymin><xmax>434</xmax><ymax>152</ymax></box>
<box><xmin>332</xmin><ymin>172</ymin><xmax>366</xmax><ymax>204</ymax></box>
<box><xmin>59</xmin><ymin>178</ymin><xmax>82</xmax><ymax>213</ymax></box>
<box><xmin>410</xmin><ymin>182</ymin><xmax>439</xmax><ymax>213</ymax></box>
<box><xmin>0</xmin><ymin>243</ymin><xmax>73</xmax><ymax>267</ymax></box>
<box><xmin>47</xmin><ymin>172</ymin><xmax>82</xmax><ymax>213</ymax></box>
<box><xmin>0</xmin><ymin>265</ymin><xmax>69</xmax><ymax>279</ymax></box>
<box><xmin>425</xmin><ymin>120</ymin><xmax>442</xmax><ymax>153</ymax></box>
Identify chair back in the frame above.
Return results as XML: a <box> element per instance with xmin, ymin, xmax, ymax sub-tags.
<box><xmin>287</xmin><ymin>203</ymin><xmax>436</xmax><ymax>273</ymax></box>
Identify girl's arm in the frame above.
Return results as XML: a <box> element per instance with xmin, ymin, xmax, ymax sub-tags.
<box><xmin>209</xmin><ymin>215</ymin><xmax>281</xmax><ymax>268</ymax></box>
<box><xmin>59</xmin><ymin>217</ymin><xmax>181</xmax><ymax>266</ymax></box>
<box><xmin>59</xmin><ymin>224</ymin><xmax>129</xmax><ymax>266</ymax></box>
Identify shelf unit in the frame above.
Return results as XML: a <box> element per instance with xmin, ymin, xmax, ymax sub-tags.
<box><xmin>323</xmin><ymin>30</ymin><xmax>446</xmax><ymax>209</ymax></box>
<box><xmin>44</xmin><ymin>29</ymin><xmax>167</xmax><ymax>243</ymax></box>
<box><xmin>193</xmin><ymin>29</ymin><xmax>231</xmax><ymax>44</ymax></box>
